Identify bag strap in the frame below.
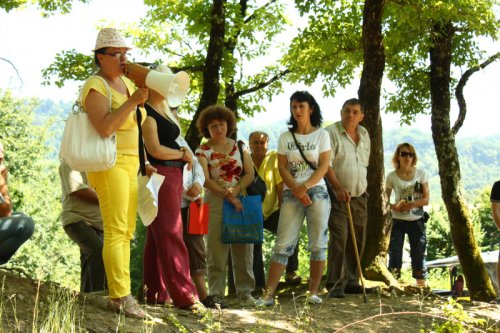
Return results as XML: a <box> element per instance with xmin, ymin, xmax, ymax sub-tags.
<box><xmin>137</xmin><ymin>106</ymin><xmax>146</xmax><ymax>176</ymax></box>
<box><xmin>77</xmin><ymin>75</ymin><xmax>112</xmax><ymax>112</ymax></box>
<box><xmin>290</xmin><ymin>130</ymin><xmax>336</xmax><ymax>196</ymax></box>
<box><xmin>238</xmin><ymin>140</ymin><xmax>260</xmax><ymax>179</ymax></box>
<box><xmin>237</xmin><ymin>140</ymin><xmax>245</xmax><ymax>176</ymax></box>
<box><xmin>236</xmin><ymin>140</ymin><xmax>248</xmax><ymax>196</ymax></box>
<box><xmin>289</xmin><ymin>130</ymin><xmax>316</xmax><ymax>171</ymax></box>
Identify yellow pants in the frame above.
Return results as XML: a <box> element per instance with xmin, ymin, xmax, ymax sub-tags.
<box><xmin>87</xmin><ymin>154</ymin><xmax>138</xmax><ymax>298</ymax></box>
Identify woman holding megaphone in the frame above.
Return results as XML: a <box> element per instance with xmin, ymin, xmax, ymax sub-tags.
<box><xmin>83</xmin><ymin>28</ymin><xmax>151</xmax><ymax>319</ymax></box>
<box><xmin>140</xmin><ymin>65</ymin><xmax>203</xmax><ymax>310</ymax></box>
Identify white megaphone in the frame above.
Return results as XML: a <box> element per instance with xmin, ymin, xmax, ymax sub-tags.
<box><xmin>125</xmin><ymin>63</ymin><xmax>190</xmax><ymax>108</ymax></box>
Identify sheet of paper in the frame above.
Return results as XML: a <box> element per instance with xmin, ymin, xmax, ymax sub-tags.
<box><xmin>137</xmin><ymin>173</ymin><xmax>165</xmax><ymax>226</ymax></box>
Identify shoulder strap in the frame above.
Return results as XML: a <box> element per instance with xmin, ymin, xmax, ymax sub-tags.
<box><xmin>289</xmin><ymin>130</ymin><xmax>316</xmax><ymax>171</ymax></box>
<box><xmin>137</xmin><ymin>105</ymin><xmax>146</xmax><ymax>176</ymax></box>
<box><xmin>78</xmin><ymin>76</ymin><xmax>112</xmax><ymax>112</ymax></box>
<box><xmin>237</xmin><ymin>140</ymin><xmax>245</xmax><ymax>176</ymax></box>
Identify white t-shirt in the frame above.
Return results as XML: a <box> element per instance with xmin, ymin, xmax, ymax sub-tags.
<box><xmin>386</xmin><ymin>168</ymin><xmax>428</xmax><ymax>221</ymax></box>
<box><xmin>277</xmin><ymin>129</ymin><xmax>331</xmax><ymax>190</ymax></box>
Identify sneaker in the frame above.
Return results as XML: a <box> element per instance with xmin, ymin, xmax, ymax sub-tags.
<box><xmin>240</xmin><ymin>295</ymin><xmax>257</xmax><ymax>306</ymax></box>
<box><xmin>201</xmin><ymin>295</ymin><xmax>228</xmax><ymax>309</ymax></box>
<box><xmin>255</xmin><ymin>297</ymin><xmax>275</xmax><ymax>307</ymax></box>
<box><xmin>307</xmin><ymin>294</ymin><xmax>322</xmax><ymax>305</ymax></box>
<box><xmin>329</xmin><ymin>289</ymin><xmax>345</xmax><ymax>298</ymax></box>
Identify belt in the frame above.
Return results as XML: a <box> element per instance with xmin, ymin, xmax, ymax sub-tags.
<box><xmin>393</xmin><ymin>217</ymin><xmax>423</xmax><ymax>223</ymax></box>
<box><xmin>350</xmin><ymin>192</ymin><xmax>368</xmax><ymax>200</ymax></box>
<box><xmin>154</xmin><ymin>160</ymin><xmax>185</xmax><ymax>168</ymax></box>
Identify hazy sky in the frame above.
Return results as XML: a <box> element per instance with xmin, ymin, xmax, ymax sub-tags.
<box><xmin>1</xmin><ymin>0</ymin><xmax>499</xmax><ymax>138</ymax></box>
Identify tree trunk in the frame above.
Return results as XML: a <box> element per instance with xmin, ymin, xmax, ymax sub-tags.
<box><xmin>357</xmin><ymin>0</ymin><xmax>396</xmax><ymax>286</ymax></box>
<box><xmin>429</xmin><ymin>22</ymin><xmax>495</xmax><ymax>301</ymax></box>
<box><xmin>185</xmin><ymin>0</ymin><xmax>226</xmax><ymax>150</ymax></box>
<box><xmin>223</xmin><ymin>0</ymin><xmax>247</xmax><ymax>139</ymax></box>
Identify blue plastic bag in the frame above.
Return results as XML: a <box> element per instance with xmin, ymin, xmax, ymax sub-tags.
<box><xmin>222</xmin><ymin>195</ymin><xmax>263</xmax><ymax>244</ymax></box>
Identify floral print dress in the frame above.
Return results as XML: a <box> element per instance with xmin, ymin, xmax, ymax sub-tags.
<box><xmin>195</xmin><ymin>141</ymin><xmax>256</xmax><ymax>299</ymax></box>
<box><xmin>195</xmin><ymin>142</ymin><xmax>243</xmax><ymax>189</ymax></box>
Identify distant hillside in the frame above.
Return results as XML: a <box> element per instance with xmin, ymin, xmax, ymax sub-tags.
<box><xmin>35</xmin><ymin>100</ymin><xmax>499</xmax><ymax>204</ymax></box>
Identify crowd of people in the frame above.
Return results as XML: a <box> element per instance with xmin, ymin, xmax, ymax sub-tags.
<box><xmin>1</xmin><ymin>27</ymin><xmax>498</xmax><ymax>319</ymax></box>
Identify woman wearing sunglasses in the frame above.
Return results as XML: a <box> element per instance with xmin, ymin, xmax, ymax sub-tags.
<box><xmin>386</xmin><ymin>143</ymin><xmax>429</xmax><ymax>287</ymax></box>
<box><xmin>83</xmin><ymin>28</ymin><xmax>150</xmax><ymax>318</ymax></box>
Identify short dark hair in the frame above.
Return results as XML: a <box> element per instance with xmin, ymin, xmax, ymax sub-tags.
<box><xmin>288</xmin><ymin>91</ymin><xmax>323</xmax><ymax>131</ymax></box>
<box><xmin>93</xmin><ymin>48</ymin><xmax>109</xmax><ymax>67</ymax></box>
<box><xmin>196</xmin><ymin>104</ymin><xmax>237</xmax><ymax>139</ymax></box>
<box><xmin>248</xmin><ymin>131</ymin><xmax>269</xmax><ymax>142</ymax></box>
<box><xmin>342</xmin><ymin>98</ymin><xmax>364</xmax><ymax>113</ymax></box>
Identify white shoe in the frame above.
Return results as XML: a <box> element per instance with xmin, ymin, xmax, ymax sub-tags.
<box><xmin>307</xmin><ymin>294</ymin><xmax>322</xmax><ymax>305</ymax></box>
<box><xmin>240</xmin><ymin>295</ymin><xmax>257</xmax><ymax>306</ymax></box>
<box><xmin>255</xmin><ymin>297</ymin><xmax>275</xmax><ymax>307</ymax></box>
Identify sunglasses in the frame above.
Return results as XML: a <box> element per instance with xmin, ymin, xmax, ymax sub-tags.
<box><xmin>103</xmin><ymin>51</ymin><xmax>130</xmax><ymax>59</ymax></box>
<box><xmin>399</xmin><ymin>151</ymin><xmax>415</xmax><ymax>158</ymax></box>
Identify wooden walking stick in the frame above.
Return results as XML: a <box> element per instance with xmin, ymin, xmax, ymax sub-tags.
<box><xmin>346</xmin><ymin>201</ymin><xmax>368</xmax><ymax>303</ymax></box>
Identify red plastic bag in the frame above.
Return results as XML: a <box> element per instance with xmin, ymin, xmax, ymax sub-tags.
<box><xmin>188</xmin><ymin>201</ymin><xmax>209</xmax><ymax>234</ymax></box>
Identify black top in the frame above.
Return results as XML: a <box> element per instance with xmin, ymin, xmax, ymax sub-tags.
<box><xmin>144</xmin><ymin>104</ymin><xmax>182</xmax><ymax>164</ymax></box>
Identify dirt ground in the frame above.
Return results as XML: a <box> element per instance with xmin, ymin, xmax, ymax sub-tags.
<box><xmin>1</xmin><ymin>269</ymin><xmax>499</xmax><ymax>332</ymax></box>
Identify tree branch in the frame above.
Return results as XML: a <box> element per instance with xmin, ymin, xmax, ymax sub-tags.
<box><xmin>453</xmin><ymin>52</ymin><xmax>500</xmax><ymax>134</ymax></box>
<box><xmin>234</xmin><ymin>68</ymin><xmax>290</xmax><ymax>98</ymax></box>
<box><xmin>224</xmin><ymin>0</ymin><xmax>278</xmax><ymax>49</ymax></box>
<box><xmin>173</xmin><ymin>65</ymin><xmax>205</xmax><ymax>73</ymax></box>
<box><xmin>244</xmin><ymin>0</ymin><xmax>277</xmax><ymax>24</ymax></box>
<box><xmin>0</xmin><ymin>57</ymin><xmax>23</xmax><ymax>88</ymax></box>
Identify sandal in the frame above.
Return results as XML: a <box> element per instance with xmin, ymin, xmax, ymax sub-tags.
<box><xmin>108</xmin><ymin>296</ymin><xmax>147</xmax><ymax>319</ymax></box>
<box><xmin>187</xmin><ymin>301</ymin><xmax>206</xmax><ymax>312</ymax></box>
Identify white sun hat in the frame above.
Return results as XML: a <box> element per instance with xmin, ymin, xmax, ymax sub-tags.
<box><xmin>92</xmin><ymin>28</ymin><xmax>132</xmax><ymax>52</ymax></box>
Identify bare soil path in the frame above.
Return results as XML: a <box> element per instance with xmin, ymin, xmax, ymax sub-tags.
<box><xmin>1</xmin><ymin>270</ymin><xmax>499</xmax><ymax>332</ymax></box>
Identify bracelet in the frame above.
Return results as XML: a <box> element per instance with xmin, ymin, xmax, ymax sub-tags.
<box><xmin>145</xmin><ymin>161</ymin><xmax>150</xmax><ymax>165</ymax></box>
<box><xmin>303</xmin><ymin>182</ymin><xmax>310</xmax><ymax>190</ymax></box>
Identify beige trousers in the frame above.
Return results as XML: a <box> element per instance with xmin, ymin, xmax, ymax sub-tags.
<box><xmin>204</xmin><ymin>192</ymin><xmax>255</xmax><ymax>298</ymax></box>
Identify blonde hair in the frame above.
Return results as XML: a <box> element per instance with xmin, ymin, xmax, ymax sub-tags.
<box><xmin>391</xmin><ymin>142</ymin><xmax>418</xmax><ymax>169</ymax></box>
<box><xmin>161</xmin><ymin>101</ymin><xmax>181</xmax><ymax>129</ymax></box>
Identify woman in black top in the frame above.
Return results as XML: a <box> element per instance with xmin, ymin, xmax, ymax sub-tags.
<box><xmin>141</xmin><ymin>67</ymin><xmax>201</xmax><ymax>310</ymax></box>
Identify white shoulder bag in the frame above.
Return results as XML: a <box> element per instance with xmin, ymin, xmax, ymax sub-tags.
<box><xmin>59</xmin><ymin>76</ymin><xmax>117</xmax><ymax>172</ymax></box>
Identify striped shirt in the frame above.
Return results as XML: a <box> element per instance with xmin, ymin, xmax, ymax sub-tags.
<box><xmin>324</xmin><ymin>121</ymin><xmax>370</xmax><ymax>197</ymax></box>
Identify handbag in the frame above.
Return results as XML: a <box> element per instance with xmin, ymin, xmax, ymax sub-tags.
<box><xmin>237</xmin><ymin>140</ymin><xmax>267</xmax><ymax>202</ymax></box>
<box><xmin>222</xmin><ymin>195</ymin><xmax>264</xmax><ymax>244</ymax></box>
<box><xmin>187</xmin><ymin>201</ymin><xmax>210</xmax><ymax>234</ymax></box>
<box><xmin>59</xmin><ymin>76</ymin><xmax>116</xmax><ymax>172</ymax></box>
<box><xmin>289</xmin><ymin>130</ymin><xmax>335</xmax><ymax>199</ymax></box>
